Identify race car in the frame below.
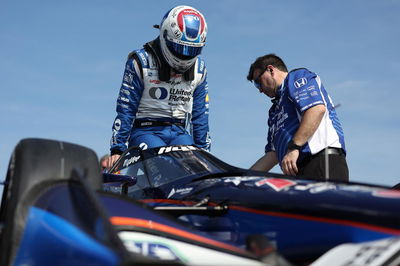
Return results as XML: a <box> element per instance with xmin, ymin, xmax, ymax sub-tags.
<box><xmin>0</xmin><ymin>138</ymin><xmax>272</xmax><ymax>266</ymax></box>
<box><xmin>2</xmin><ymin>139</ymin><xmax>400</xmax><ymax>266</ymax></box>
<box><xmin>104</xmin><ymin>144</ymin><xmax>400</xmax><ymax>264</ymax></box>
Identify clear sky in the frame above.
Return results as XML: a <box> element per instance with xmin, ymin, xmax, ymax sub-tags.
<box><xmin>1</xmin><ymin>0</ymin><xmax>400</xmax><ymax>192</ymax></box>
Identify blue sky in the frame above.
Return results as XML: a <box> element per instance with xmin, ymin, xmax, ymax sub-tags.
<box><xmin>1</xmin><ymin>0</ymin><xmax>400</xmax><ymax>190</ymax></box>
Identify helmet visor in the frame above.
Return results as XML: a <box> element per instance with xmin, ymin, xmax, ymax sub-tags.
<box><xmin>166</xmin><ymin>38</ymin><xmax>203</xmax><ymax>59</ymax></box>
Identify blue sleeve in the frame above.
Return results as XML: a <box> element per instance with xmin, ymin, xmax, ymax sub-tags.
<box><xmin>287</xmin><ymin>69</ymin><xmax>325</xmax><ymax>113</ymax></box>
<box><xmin>191</xmin><ymin>71</ymin><xmax>211</xmax><ymax>151</ymax></box>
<box><xmin>110</xmin><ymin>56</ymin><xmax>144</xmax><ymax>153</ymax></box>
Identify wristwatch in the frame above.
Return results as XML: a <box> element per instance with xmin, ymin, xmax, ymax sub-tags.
<box><xmin>287</xmin><ymin>139</ymin><xmax>302</xmax><ymax>151</ymax></box>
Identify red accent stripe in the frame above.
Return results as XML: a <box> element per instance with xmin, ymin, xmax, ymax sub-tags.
<box><xmin>177</xmin><ymin>11</ymin><xmax>184</xmax><ymax>32</ymax></box>
<box><xmin>199</xmin><ymin>13</ymin><xmax>205</xmax><ymax>34</ymax></box>
<box><xmin>140</xmin><ymin>199</ymin><xmax>400</xmax><ymax>235</ymax></box>
<box><xmin>110</xmin><ymin>216</ymin><xmax>247</xmax><ymax>254</ymax></box>
<box><xmin>140</xmin><ymin>198</ymin><xmax>195</xmax><ymax>205</ymax></box>
<box><xmin>230</xmin><ymin>205</ymin><xmax>400</xmax><ymax>235</ymax></box>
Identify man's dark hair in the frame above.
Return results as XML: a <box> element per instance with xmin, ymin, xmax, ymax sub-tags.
<box><xmin>247</xmin><ymin>54</ymin><xmax>288</xmax><ymax>81</ymax></box>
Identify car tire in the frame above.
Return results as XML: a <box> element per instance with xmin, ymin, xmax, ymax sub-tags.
<box><xmin>0</xmin><ymin>138</ymin><xmax>101</xmax><ymax>266</ymax></box>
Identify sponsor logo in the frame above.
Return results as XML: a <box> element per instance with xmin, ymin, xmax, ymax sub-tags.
<box><xmin>169</xmin><ymin>88</ymin><xmax>192</xmax><ymax>102</ymax></box>
<box><xmin>149</xmin><ymin>87</ymin><xmax>168</xmax><ymax>100</ymax></box>
<box><xmin>199</xmin><ymin>60</ymin><xmax>205</xmax><ymax>72</ymax></box>
<box><xmin>373</xmin><ymin>189</ymin><xmax>400</xmax><ymax>198</ymax></box>
<box><xmin>117</xmin><ymin>103</ymin><xmax>129</xmax><ymax>109</ymax></box>
<box><xmin>119</xmin><ymin>96</ymin><xmax>129</xmax><ymax>103</ymax></box>
<box><xmin>139</xmin><ymin>142</ymin><xmax>148</xmax><ymax>150</ymax></box>
<box><xmin>113</xmin><ymin>119</ymin><xmax>121</xmax><ymax>131</ymax></box>
<box><xmin>306</xmin><ymin>85</ymin><xmax>316</xmax><ymax>91</ymax></box>
<box><xmin>123</xmin><ymin>73</ymin><xmax>133</xmax><ymax>83</ymax></box>
<box><xmin>168</xmin><ymin>187</ymin><xmax>193</xmax><ymax>198</ymax></box>
<box><xmin>342</xmin><ymin>238</ymin><xmax>400</xmax><ymax>265</ymax></box>
<box><xmin>294</xmin><ymin>183</ymin><xmax>337</xmax><ymax>193</ymax></box>
<box><xmin>124</xmin><ymin>241</ymin><xmax>180</xmax><ymax>261</ymax></box>
<box><xmin>256</xmin><ymin>178</ymin><xmax>296</xmax><ymax>191</ymax></box>
<box><xmin>139</xmin><ymin>52</ymin><xmax>147</xmax><ymax>66</ymax></box>
<box><xmin>294</xmin><ymin>77</ymin><xmax>307</xmax><ymax>88</ymax></box>
<box><xmin>123</xmin><ymin>156</ymin><xmax>141</xmax><ymax>168</ymax></box>
<box><xmin>149</xmin><ymin>79</ymin><xmax>161</xmax><ymax>84</ymax></box>
<box><xmin>224</xmin><ymin>176</ymin><xmax>261</xmax><ymax>186</ymax></box>
<box><xmin>121</xmin><ymin>89</ymin><xmax>130</xmax><ymax>95</ymax></box>
<box><xmin>173</xmin><ymin>29</ymin><xmax>182</xmax><ymax>38</ymax></box>
<box><xmin>158</xmin><ymin>145</ymin><xmax>197</xmax><ymax>154</ymax></box>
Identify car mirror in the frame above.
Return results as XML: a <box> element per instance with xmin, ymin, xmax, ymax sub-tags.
<box><xmin>102</xmin><ymin>173</ymin><xmax>137</xmax><ymax>195</ymax></box>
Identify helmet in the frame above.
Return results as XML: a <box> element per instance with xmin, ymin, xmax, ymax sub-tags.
<box><xmin>159</xmin><ymin>6</ymin><xmax>207</xmax><ymax>73</ymax></box>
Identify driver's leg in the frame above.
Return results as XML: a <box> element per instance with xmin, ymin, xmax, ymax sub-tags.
<box><xmin>130</xmin><ymin>127</ymin><xmax>167</xmax><ymax>150</ymax></box>
<box><xmin>169</xmin><ymin>125</ymin><xmax>194</xmax><ymax>146</ymax></box>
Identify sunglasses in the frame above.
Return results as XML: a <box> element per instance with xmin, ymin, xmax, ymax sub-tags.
<box><xmin>253</xmin><ymin>67</ymin><xmax>269</xmax><ymax>89</ymax></box>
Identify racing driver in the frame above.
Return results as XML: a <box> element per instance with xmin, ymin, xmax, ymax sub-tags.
<box><xmin>106</xmin><ymin>6</ymin><xmax>211</xmax><ymax>168</ymax></box>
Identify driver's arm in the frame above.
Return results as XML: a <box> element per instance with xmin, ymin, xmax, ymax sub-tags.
<box><xmin>250</xmin><ymin>151</ymin><xmax>278</xmax><ymax>172</ymax></box>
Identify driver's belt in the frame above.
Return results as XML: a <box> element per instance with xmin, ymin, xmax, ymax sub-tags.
<box><xmin>134</xmin><ymin>120</ymin><xmax>185</xmax><ymax>128</ymax></box>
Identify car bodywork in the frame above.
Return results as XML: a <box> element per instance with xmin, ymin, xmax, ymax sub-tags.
<box><xmin>105</xmin><ymin>145</ymin><xmax>400</xmax><ymax>264</ymax></box>
<box><xmin>0</xmin><ymin>139</ymin><xmax>266</xmax><ymax>266</ymax></box>
<box><xmin>1</xmin><ymin>139</ymin><xmax>400</xmax><ymax>265</ymax></box>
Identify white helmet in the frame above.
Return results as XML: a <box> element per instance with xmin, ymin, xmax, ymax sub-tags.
<box><xmin>159</xmin><ymin>6</ymin><xmax>207</xmax><ymax>73</ymax></box>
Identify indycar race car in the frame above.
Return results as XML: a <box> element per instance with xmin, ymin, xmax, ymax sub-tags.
<box><xmin>0</xmin><ymin>139</ymin><xmax>271</xmax><ymax>266</ymax></box>
<box><xmin>1</xmin><ymin>139</ymin><xmax>400</xmax><ymax>266</ymax></box>
<box><xmin>104</xmin><ymin>144</ymin><xmax>400</xmax><ymax>265</ymax></box>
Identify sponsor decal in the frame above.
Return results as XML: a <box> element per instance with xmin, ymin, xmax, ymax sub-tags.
<box><xmin>169</xmin><ymin>88</ymin><xmax>192</xmax><ymax>102</ymax></box>
<box><xmin>294</xmin><ymin>183</ymin><xmax>337</xmax><ymax>193</ymax></box>
<box><xmin>168</xmin><ymin>187</ymin><xmax>193</xmax><ymax>198</ymax></box>
<box><xmin>339</xmin><ymin>185</ymin><xmax>375</xmax><ymax>193</ymax></box>
<box><xmin>173</xmin><ymin>29</ymin><xmax>182</xmax><ymax>38</ymax></box>
<box><xmin>342</xmin><ymin>238</ymin><xmax>400</xmax><ymax>265</ymax></box>
<box><xmin>149</xmin><ymin>79</ymin><xmax>161</xmax><ymax>84</ymax></box>
<box><xmin>123</xmin><ymin>72</ymin><xmax>133</xmax><ymax>84</ymax></box>
<box><xmin>121</xmin><ymin>89</ymin><xmax>130</xmax><ymax>95</ymax></box>
<box><xmin>171</xmin><ymin>73</ymin><xmax>182</xmax><ymax>78</ymax></box>
<box><xmin>270</xmin><ymin>106</ymin><xmax>288</xmax><ymax>132</ymax></box>
<box><xmin>139</xmin><ymin>142</ymin><xmax>148</xmax><ymax>150</ymax></box>
<box><xmin>113</xmin><ymin>119</ymin><xmax>121</xmax><ymax>131</ymax></box>
<box><xmin>117</xmin><ymin>103</ymin><xmax>129</xmax><ymax>109</ymax></box>
<box><xmin>123</xmin><ymin>156</ymin><xmax>141</xmax><ymax>168</ymax></box>
<box><xmin>119</xmin><ymin>96</ymin><xmax>129</xmax><ymax>103</ymax></box>
<box><xmin>373</xmin><ymin>189</ymin><xmax>400</xmax><ymax>198</ymax></box>
<box><xmin>149</xmin><ymin>87</ymin><xmax>168</xmax><ymax>100</ymax></box>
<box><xmin>256</xmin><ymin>178</ymin><xmax>296</xmax><ymax>191</ymax></box>
<box><xmin>294</xmin><ymin>77</ymin><xmax>307</xmax><ymax>88</ymax></box>
<box><xmin>139</xmin><ymin>52</ymin><xmax>147</xmax><ymax>66</ymax></box>
<box><xmin>199</xmin><ymin>60</ymin><xmax>205</xmax><ymax>72</ymax></box>
<box><xmin>224</xmin><ymin>176</ymin><xmax>261</xmax><ymax>186</ymax></box>
<box><xmin>124</xmin><ymin>241</ymin><xmax>181</xmax><ymax>261</ymax></box>
<box><xmin>158</xmin><ymin>145</ymin><xmax>197</xmax><ymax>154</ymax></box>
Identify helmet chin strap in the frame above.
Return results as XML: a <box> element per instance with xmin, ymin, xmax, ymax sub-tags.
<box><xmin>144</xmin><ymin>38</ymin><xmax>196</xmax><ymax>82</ymax></box>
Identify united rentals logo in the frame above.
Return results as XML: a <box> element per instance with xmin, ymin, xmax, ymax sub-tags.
<box><xmin>169</xmin><ymin>88</ymin><xmax>192</xmax><ymax>102</ymax></box>
<box><xmin>149</xmin><ymin>87</ymin><xmax>168</xmax><ymax>100</ymax></box>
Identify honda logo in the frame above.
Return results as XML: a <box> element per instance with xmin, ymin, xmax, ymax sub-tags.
<box><xmin>294</xmin><ymin>78</ymin><xmax>307</xmax><ymax>88</ymax></box>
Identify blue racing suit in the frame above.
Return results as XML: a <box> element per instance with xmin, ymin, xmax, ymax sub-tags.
<box><xmin>110</xmin><ymin>41</ymin><xmax>210</xmax><ymax>154</ymax></box>
<box><xmin>265</xmin><ymin>68</ymin><xmax>346</xmax><ymax>165</ymax></box>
